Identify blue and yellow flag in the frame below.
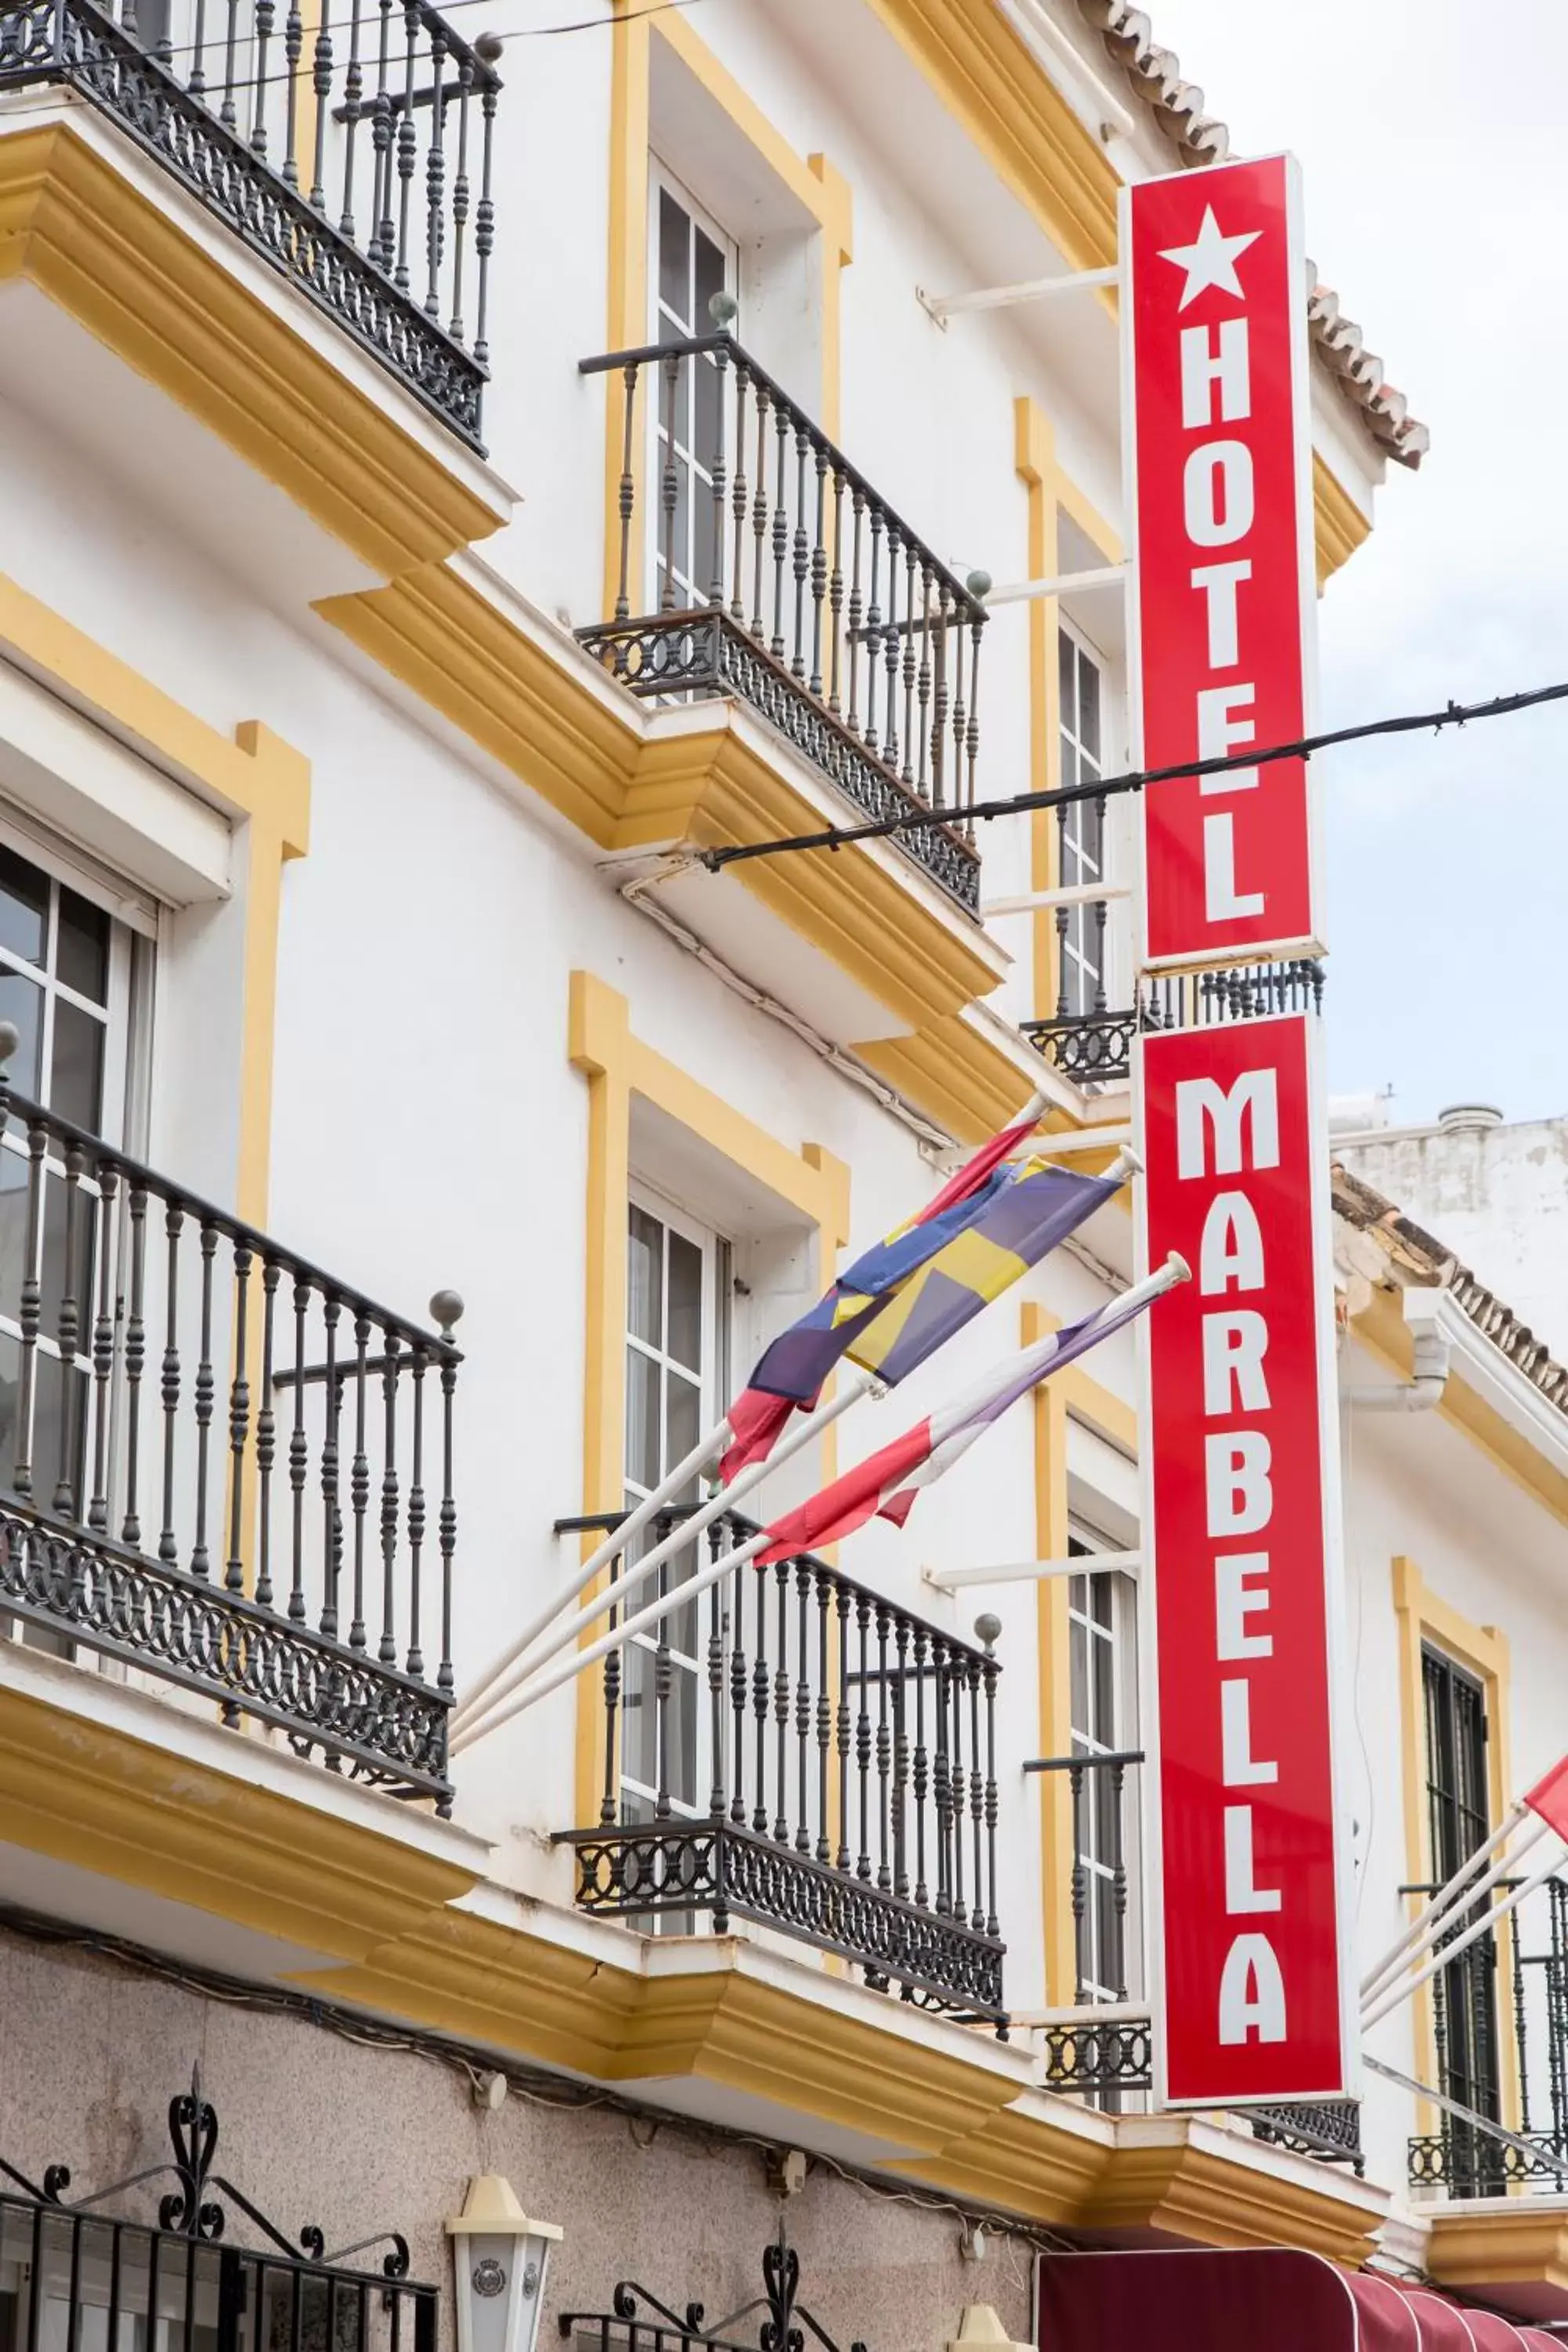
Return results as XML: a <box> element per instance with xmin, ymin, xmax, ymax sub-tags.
<box><xmin>844</xmin><ymin>1160</ymin><xmax>1120</xmax><ymax>1386</ymax></box>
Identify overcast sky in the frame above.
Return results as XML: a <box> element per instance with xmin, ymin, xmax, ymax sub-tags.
<box><xmin>1135</xmin><ymin>1</ymin><xmax>1567</xmax><ymax>1127</ymax></box>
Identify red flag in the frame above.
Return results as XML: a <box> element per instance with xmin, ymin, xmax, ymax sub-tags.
<box><xmin>1525</xmin><ymin>1756</ymin><xmax>1568</xmax><ymax>1841</ymax></box>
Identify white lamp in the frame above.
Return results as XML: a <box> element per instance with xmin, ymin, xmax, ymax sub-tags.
<box><xmin>447</xmin><ymin>2176</ymin><xmax>564</xmax><ymax>2352</ymax></box>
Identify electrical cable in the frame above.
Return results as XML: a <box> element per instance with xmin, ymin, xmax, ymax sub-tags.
<box><xmin>0</xmin><ymin>1896</ymin><xmax>1073</xmax><ymax>2259</ymax></box>
<box><xmin>695</xmin><ymin>677</ymin><xmax>1568</xmax><ymax>876</ymax></box>
<box><xmin>130</xmin><ymin>0</ymin><xmax>703</xmax><ymax>79</ymax></box>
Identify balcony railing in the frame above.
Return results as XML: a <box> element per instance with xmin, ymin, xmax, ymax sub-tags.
<box><xmin>0</xmin><ymin>1061</ymin><xmax>461</xmax><ymax>1806</ymax></box>
<box><xmin>1407</xmin><ymin>1872</ymin><xmax>1568</xmax><ymax>2195</ymax></box>
<box><xmin>1029</xmin><ymin>1750</ymin><xmax>1363</xmax><ymax>2167</ymax></box>
<box><xmin>0</xmin><ymin>0</ymin><xmax>499</xmax><ymax>442</ymax></box>
<box><xmin>578</xmin><ymin>330</ymin><xmax>987</xmax><ymax>916</ymax></box>
<box><xmin>1025</xmin><ymin>959</ymin><xmax>1327</xmax><ymax>1088</ymax></box>
<box><xmin>555</xmin><ymin>1504</ymin><xmax>1006</xmax><ymax>2026</ymax></box>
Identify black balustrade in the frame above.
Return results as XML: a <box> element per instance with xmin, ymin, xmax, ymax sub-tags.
<box><xmin>578</xmin><ymin>330</ymin><xmax>987</xmax><ymax>915</ymax></box>
<box><xmin>0</xmin><ymin>0</ymin><xmax>499</xmax><ymax>441</ymax></box>
<box><xmin>555</xmin><ymin>1504</ymin><xmax>1006</xmax><ymax>2025</ymax></box>
<box><xmin>1407</xmin><ymin>1872</ymin><xmax>1568</xmax><ymax>2194</ymax></box>
<box><xmin>0</xmin><ymin>1055</ymin><xmax>461</xmax><ymax>1804</ymax></box>
<box><xmin>1025</xmin><ymin>1747</ymin><xmax>1363</xmax><ymax>2165</ymax></box>
<box><xmin>1025</xmin><ymin>957</ymin><xmax>1327</xmax><ymax>1087</ymax></box>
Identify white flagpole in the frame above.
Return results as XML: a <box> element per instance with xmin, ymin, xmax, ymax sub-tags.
<box><xmin>1359</xmin><ymin>1802</ymin><xmax>1539</xmax><ymax>2002</ymax></box>
<box><xmin>454</xmin><ymin>1094</ymin><xmax>1062</xmax><ymax>1732</ymax></box>
<box><xmin>1361</xmin><ymin>1849</ymin><xmax>1564</xmax><ymax>2034</ymax></box>
<box><xmin>452</xmin><ymin>1417</ymin><xmax>731</xmax><ymax>1726</ymax></box>
<box><xmin>452</xmin><ymin>1370</ymin><xmax>876</xmax><ymax>1748</ymax></box>
<box><xmin>454</xmin><ymin>1523</ymin><xmax>775</xmax><ymax>1751</ymax></box>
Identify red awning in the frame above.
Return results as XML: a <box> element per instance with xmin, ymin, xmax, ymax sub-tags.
<box><xmin>1036</xmin><ymin>2249</ymin><xmax>1553</xmax><ymax>2352</ymax></box>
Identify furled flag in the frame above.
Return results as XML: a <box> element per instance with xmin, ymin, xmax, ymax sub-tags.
<box><xmin>721</xmin><ymin>1149</ymin><xmax>1121</xmax><ymax>1481</ymax></box>
<box><xmin>720</xmin><ymin>1094</ymin><xmax>1051</xmax><ymax>1478</ymax></box>
<box><xmin>756</xmin><ymin>1258</ymin><xmax>1187</xmax><ymax>1563</ymax></box>
<box><xmin>1525</xmin><ymin>1755</ymin><xmax>1568</xmax><ymax>1840</ymax></box>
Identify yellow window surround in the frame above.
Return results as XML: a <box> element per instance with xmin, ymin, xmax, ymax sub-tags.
<box><xmin>567</xmin><ymin>969</ymin><xmax>851</xmax><ymax>1822</ymax></box>
<box><xmin>1392</xmin><ymin>1554</ymin><xmax>1520</xmax><ymax>2145</ymax></box>
<box><xmin>604</xmin><ymin>2</ymin><xmax>854</xmax><ymax>622</ymax></box>
<box><xmin>1023</xmin><ymin>1295</ymin><xmax>1138</xmax><ymax>2005</ymax></box>
<box><xmin>0</xmin><ymin>571</ymin><xmax>309</xmax><ymax>1232</ymax></box>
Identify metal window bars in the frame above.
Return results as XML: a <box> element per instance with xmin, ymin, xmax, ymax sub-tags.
<box><xmin>577</xmin><ymin>330</ymin><xmax>987</xmax><ymax>916</ymax></box>
<box><xmin>554</xmin><ymin>1502</ymin><xmax>1006</xmax><ymax>2027</ymax></box>
<box><xmin>0</xmin><ymin>1056</ymin><xmax>462</xmax><ymax>1806</ymax></box>
<box><xmin>0</xmin><ymin>0</ymin><xmax>499</xmax><ymax>442</ymax></box>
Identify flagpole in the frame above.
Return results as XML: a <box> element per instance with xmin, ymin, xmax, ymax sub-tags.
<box><xmin>1358</xmin><ymin>1802</ymin><xmax>1540</xmax><ymax>2002</ymax></box>
<box><xmin>452</xmin><ymin>1417</ymin><xmax>733</xmax><ymax>1727</ymax></box>
<box><xmin>1361</xmin><ymin>1848</ymin><xmax>1564</xmax><ymax>2034</ymax></box>
<box><xmin>455</xmin><ymin>1522</ymin><xmax>774</xmax><ymax>1751</ymax></box>
<box><xmin>452</xmin><ymin>1370</ymin><xmax>877</xmax><ymax>1747</ymax></box>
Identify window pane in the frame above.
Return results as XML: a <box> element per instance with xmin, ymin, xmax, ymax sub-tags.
<box><xmin>666</xmin><ymin>1370</ymin><xmax>700</xmax><ymax>1485</ymax></box>
<box><xmin>39</xmin><ymin>1174</ymin><xmax>96</xmax><ymax>1350</ymax></box>
<box><xmin>659</xmin><ymin>187</ymin><xmax>689</xmax><ymax>328</ymax></box>
<box><xmin>1057</xmin><ymin>629</ymin><xmax>1075</xmax><ymax>730</ymax></box>
<box><xmin>621</xmin><ymin>1641</ymin><xmax>659</xmax><ymax>1790</ymax></box>
<box><xmin>1069</xmin><ymin>1617</ymin><xmax>1088</xmax><ymax>1740</ymax></box>
<box><xmin>57</xmin><ymin>888</ymin><xmax>110</xmax><ymax>1004</ymax></box>
<box><xmin>694</xmin><ymin>227</ymin><xmax>726</xmax><ymax>330</ymax></box>
<box><xmin>0</xmin><ymin>1327</ymin><xmax>18</xmax><ymax>1488</ymax></box>
<box><xmin>666</xmin><ymin>1234</ymin><xmax>702</xmax><ymax>1372</ymax></box>
<box><xmin>0</xmin><ymin>970</ymin><xmax>43</xmax><ymax>1097</ymax></box>
<box><xmin>0</xmin><ymin>849</ymin><xmax>46</xmax><ymax>968</ymax></box>
<box><xmin>1077</xmin><ymin>648</ymin><xmax>1102</xmax><ymax>763</ymax></box>
<box><xmin>0</xmin><ymin>1149</ymin><xmax>27</xmax><ymax>1324</ymax></box>
<box><xmin>628</xmin><ymin>1207</ymin><xmax>663</xmax><ymax>1348</ymax></box>
<box><xmin>624</xmin><ymin>1346</ymin><xmax>660</xmax><ymax>1491</ymax></box>
<box><xmin>1093</xmin><ymin>1625</ymin><xmax>1116</xmax><ymax>1744</ymax></box>
<box><xmin>50</xmin><ymin>999</ymin><xmax>105</xmax><ymax>1132</ymax></box>
<box><xmin>666</xmin><ymin>1660</ymin><xmax>699</xmax><ymax>1807</ymax></box>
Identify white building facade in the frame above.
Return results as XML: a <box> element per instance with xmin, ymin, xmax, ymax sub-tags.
<box><xmin>3</xmin><ymin>2</ymin><xmax>1564</xmax><ymax>2349</ymax></box>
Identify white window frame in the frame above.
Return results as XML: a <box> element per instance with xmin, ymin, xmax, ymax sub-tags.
<box><xmin>647</xmin><ymin>160</ymin><xmax>739</xmax><ymax>616</ymax></box>
<box><xmin>1056</xmin><ymin>620</ymin><xmax>1109</xmax><ymax>1021</ymax></box>
<box><xmin>1068</xmin><ymin>1515</ymin><xmax>1141</xmax><ymax>2006</ymax></box>
<box><xmin>622</xmin><ymin>1179</ymin><xmax>726</xmax><ymax>1824</ymax></box>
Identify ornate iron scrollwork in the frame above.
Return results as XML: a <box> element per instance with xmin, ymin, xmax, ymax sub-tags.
<box><xmin>563</xmin><ymin>2223</ymin><xmax>867</xmax><ymax>2352</ymax></box>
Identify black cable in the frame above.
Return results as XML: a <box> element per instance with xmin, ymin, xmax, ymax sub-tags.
<box><xmin>697</xmin><ymin>677</ymin><xmax>1568</xmax><ymax>874</ymax></box>
<box><xmin>141</xmin><ymin>0</ymin><xmax>703</xmax><ymax>76</ymax></box>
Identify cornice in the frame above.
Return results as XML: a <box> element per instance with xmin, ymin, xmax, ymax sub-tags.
<box><xmin>0</xmin><ymin>117</ymin><xmax>506</xmax><ymax>581</ymax></box>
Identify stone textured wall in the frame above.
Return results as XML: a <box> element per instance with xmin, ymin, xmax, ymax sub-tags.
<box><xmin>0</xmin><ymin>1928</ymin><xmax>1033</xmax><ymax>2352</ymax></box>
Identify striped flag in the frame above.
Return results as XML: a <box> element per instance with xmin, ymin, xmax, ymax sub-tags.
<box><xmin>757</xmin><ymin>1259</ymin><xmax>1187</xmax><ymax>1563</ymax></box>
<box><xmin>720</xmin><ymin>1096</ymin><xmax>1054</xmax><ymax>1479</ymax></box>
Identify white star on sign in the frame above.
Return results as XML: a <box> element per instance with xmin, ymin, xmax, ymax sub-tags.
<box><xmin>1157</xmin><ymin>204</ymin><xmax>1261</xmax><ymax>310</ymax></box>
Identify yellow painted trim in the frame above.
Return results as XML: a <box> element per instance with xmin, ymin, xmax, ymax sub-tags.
<box><xmin>1425</xmin><ymin>2203</ymin><xmax>1568</xmax><ymax>2303</ymax></box>
<box><xmin>1352</xmin><ymin>1286</ymin><xmax>1568</xmax><ymax>1527</ymax></box>
<box><xmin>1314</xmin><ymin>454</ymin><xmax>1371</xmax><ymax>586</ymax></box>
<box><xmin>1080</xmin><ymin>2125</ymin><xmax>1384</xmax><ymax>2264</ymax></box>
<box><xmin>859</xmin><ymin>1018</ymin><xmax>1037</xmax><ymax>1146</ymax></box>
<box><xmin>568</xmin><ymin>971</ymin><xmax>851</xmax><ymax>1822</ymax></box>
<box><xmin>0</xmin><ymin>121</ymin><xmax>502</xmax><ymax>583</ymax></box>
<box><xmin>1025</xmin><ymin>1298</ymin><xmax>1075</xmax><ymax>2003</ymax></box>
<box><xmin>0</xmin><ymin>572</ymin><xmax>309</xmax><ymax>1232</ymax></box>
<box><xmin>1393</xmin><ymin>1554</ymin><xmax>1519</xmax><ymax>2140</ymax></box>
<box><xmin>1014</xmin><ymin>399</ymin><xmax>1058</xmax><ymax>1024</ymax></box>
<box><xmin>0</xmin><ymin>1681</ymin><xmax>475</xmax><ymax>1958</ymax></box>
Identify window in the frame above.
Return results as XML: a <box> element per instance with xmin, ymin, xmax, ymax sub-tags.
<box><xmin>0</xmin><ymin>834</ymin><xmax>149</xmax><ymax>1540</ymax></box>
<box><xmin>1068</xmin><ymin>1526</ymin><xmax>1138</xmax><ymax>2008</ymax></box>
<box><xmin>1423</xmin><ymin>1643</ymin><xmax>1503</xmax><ymax>2189</ymax></box>
<box><xmin>650</xmin><ymin>167</ymin><xmax>738</xmax><ymax>614</ymax></box>
<box><xmin>622</xmin><ymin>1187</ymin><xmax>726</xmax><ymax>1828</ymax></box>
<box><xmin>1056</xmin><ymin>628</ymin><xmax>1107</xmax><ymax>1020</ymax></box>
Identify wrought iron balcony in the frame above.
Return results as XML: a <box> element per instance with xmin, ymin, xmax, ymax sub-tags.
<box><xmin>0</xmin><ymin>1062</ymin><xmax>461</xmax><ymax>1806</ymax></box>
<box><xmin>0</xmin><ymin>0</ymin><xmax>499</xmax><ymax>443</ymax></box>
<box><xmin>1025</xmin><ymin>957</ymin><xmax>1327</xmax><ymax>1089</ymax></box>
<box><xmin>578</xmin><ymin>331</ymin><xmax>987</xmax><ymax>916</ymax></box>
<box><xmin>556</xmin><ymin>1503</ymin><xmax>1006</xmax><ymax>2026</ymax></box>
<box><xmin>1406</xmin><ymin>1871</ymin><xmax>1568</xmax><ymax>2195</ymax></box>
<box><xmin>1029</xmin><ymin>1750</ymin><xmax>1362</xmax><ymax>2166</ymax></box>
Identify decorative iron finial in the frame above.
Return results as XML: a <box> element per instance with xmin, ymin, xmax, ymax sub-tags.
<box><xmin>965</xmin><ymin>570</ymin><xmax>992</xmax><ymax>602</ymax></box>
<box><xmin>975</xmin><ymin>1613</ymin><xmax>1001</xmax><ymax>1653</ymax></box>
<box><xmin>0</xmin><ymin>1021</ymin><xmax>20</xmax><ymax>1065</ymax></box>
<box><xmin>430</xmin><ymin>1289</ymin><xmax>465</xmax><ymax>1341</ymax></box>
<box><xmin>708</xmin><ymin>289</ymin><xmax>740</xmax><ymax>333</ymax></box>
<box><xmin>474</xmin><ymin>31</ymin><xmax>503</xmax><ymax>63</ymax></box>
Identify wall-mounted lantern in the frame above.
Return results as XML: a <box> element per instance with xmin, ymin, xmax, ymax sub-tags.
<box><xmin>447</xmin><ymin>2176</ymin><xmax>563</xmax><ymax>2352</ymax></box>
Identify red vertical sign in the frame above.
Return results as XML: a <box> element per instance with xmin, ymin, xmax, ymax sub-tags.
<box><xmin>1124</xmin><ymin>155</ymin><xmax>1322</xmax><ymax>968</ymax></box>
<box><xmin>1138</xmin><ymin>1015</ymin><xmax>1352</xmax><ymax>2106</ymax></box>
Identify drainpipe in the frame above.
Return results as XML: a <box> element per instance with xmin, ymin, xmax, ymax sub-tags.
<box><xmin>1344</xmin><ymin>1294</ymin><xmax>1451</xmax><ymax>1410</ymax></box>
